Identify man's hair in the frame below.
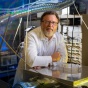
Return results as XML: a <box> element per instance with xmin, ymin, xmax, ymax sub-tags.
<box><xmin>40</xmin><ymin>11</ymin><xmax>59</xmax><ymax>22</ymax></box>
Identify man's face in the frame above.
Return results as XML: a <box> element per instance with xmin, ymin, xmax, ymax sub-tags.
<box><xmin>41</xmin><ymin>15</ymin><xmax>59</xmax><ymax>39</ymax></box>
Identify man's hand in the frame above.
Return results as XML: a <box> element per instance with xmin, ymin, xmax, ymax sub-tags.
<box><xmin>32</xmin><ymin>66</ymin><xmax>41</xmax><ymax>70</ymax></box>
<box><xmin>51</xmin><ymin>52</ymin><xmax>61</xmax><ymax>62</ymax></box>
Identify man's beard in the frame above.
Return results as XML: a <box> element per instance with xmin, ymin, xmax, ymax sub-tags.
<box><xmin>44</xmin><ymin>30</ymin><xmax>54</xmax><ymax>38</ymax></box>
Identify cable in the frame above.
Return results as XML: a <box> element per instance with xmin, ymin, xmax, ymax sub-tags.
<box><xmin>73</xmin><ymin>2</ymin><xmax>88</xmax><ymax>65</ymax></box>
<box><xmin>12</xmin><ymin>17</ymin><xmax>22</xmax><ymax>48</ymax></box>
<box><xmin>73</xmin><ymin>3</ymin><xmax>88</xmax><ymax>30</ymax></box>
<box><xmin>25</xmin><ymin>0</ymin><xmax>30</xmax><ymax>70</ymax></box>
<box><xmin>0</xmin><ymin>34</ymin><xmax>38</xmax><ymax>71</ymax></box>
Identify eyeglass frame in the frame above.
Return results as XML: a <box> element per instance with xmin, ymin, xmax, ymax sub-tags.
<box><xmin>41</xmin><ymin>20</ymin><xmax>58</xmax><ymax>26</ymax></box>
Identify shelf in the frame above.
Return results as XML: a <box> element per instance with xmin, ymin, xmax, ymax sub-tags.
<box><xmin>0</xmin><ymin>54</ymin><xmax>18</xmax><ymax>67</ymax></box>
<box><xmin>0</xmin><ymin>69</ymin><xmax>16</xmax><ymax>78</ymax></box>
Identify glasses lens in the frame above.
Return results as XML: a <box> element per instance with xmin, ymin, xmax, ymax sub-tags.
<box><xmin>42</xmin><ymin>21</ymin><xmax>58</xmax><ymax>25</ymax></box>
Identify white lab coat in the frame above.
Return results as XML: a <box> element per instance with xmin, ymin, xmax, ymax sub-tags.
<box><xmin>13</xmin><ymin>26</ymin><xmax>68</xmax><ymax>86</ymax></box>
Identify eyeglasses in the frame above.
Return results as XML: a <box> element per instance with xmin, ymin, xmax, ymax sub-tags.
<box><xmin>42</xmin><ymin>20</ymin><xmax>58</xmax><ymax>26</ymax></box>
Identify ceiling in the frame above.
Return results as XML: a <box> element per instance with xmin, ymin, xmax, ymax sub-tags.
<box><xmin>0</xmin><ymin>0</ymin><xmax>69</xmax><ymax>15</ymax></box>
<box><xmin>0</xmin><ymin>0</ymin><xmax>36</xmax><ymax>8</ymax></box>
<box><xmin>0</xmin><ymin>0</ymin><xmax>87</xmax><ymax>16</ymax></box>
<box><xmin>0</xmin><ymin>0</ymin><xmax>36</xmax><ymax>15</ymax></box>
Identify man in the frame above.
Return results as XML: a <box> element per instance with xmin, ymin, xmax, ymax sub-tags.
<box><xmin>13</xmin><ymin>11</ymin><xmax>68</xmax><ymax>86</ymax></box>
<box><xmin>23</xmin><ymin>11</ymin><xmax>67</xmax><ymax>68</ymax></box>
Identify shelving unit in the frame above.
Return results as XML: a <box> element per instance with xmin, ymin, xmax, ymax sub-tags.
<box><xmin>0</xmin><ymin>18</ymin><xmax>21</xmax><ymax>81</ymax></box>
<box><xmin>60</xmin><ymin>14</ymin><xmax>88</xmax><ymax>66</ymax></box>
<box><xmin>66</xmin><ymin>42</ymin><xmax>82</xmax><ymax>64</ymax></box>
<box><xmin>60</xmin><ymin>15</ymin><xmax>82</xmax><ymax>64</ymax></box>
<box><xmin>0</xmin><ymin>53</ymin><xmax>18</xmax><ymax>78</ymax></box>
